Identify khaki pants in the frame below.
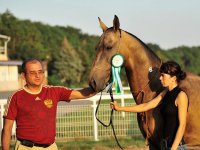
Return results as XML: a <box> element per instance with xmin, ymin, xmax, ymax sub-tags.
<box><xmin>15</xmin><ymin>140</ymin><xmax>58</xmax><ymax>150</ymax></box>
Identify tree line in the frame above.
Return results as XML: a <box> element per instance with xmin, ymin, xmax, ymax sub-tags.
<box><xmin>0</xmin><ymin>10</ymin><xmax>200</xmax><ymax>87</ymax></box>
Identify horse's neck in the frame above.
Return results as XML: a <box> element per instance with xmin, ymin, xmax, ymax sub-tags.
<box><xmin>124</xmin><ymin>35</ymin><xmax>162</xmax><ymax>103</ymax></box>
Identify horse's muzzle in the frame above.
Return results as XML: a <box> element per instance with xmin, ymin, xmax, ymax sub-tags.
<box><xmin>89</xmin><ymin>78</ymin><xmax>107</xmax><ymax>92</ymax></box>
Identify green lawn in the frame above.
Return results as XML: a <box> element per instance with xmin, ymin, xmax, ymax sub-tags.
<box><xmin>1</xmin><ymin>137</ymin><xmax>147</xmax><ymax>150</ymax></box>
<box><xmin>56</xmin><ymin>137</ymin><xmax>146</xmax><ymax>150</ymax></box>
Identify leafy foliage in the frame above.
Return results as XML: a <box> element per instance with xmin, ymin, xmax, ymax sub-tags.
<box><xmin>54</xmin><ymin>37</ymin><xmax>84</xmax><ymax>86</ymax></box>
<box><xmin>0</xmin><ymin>11</ymin><xmax>199</xmax><ymax>87</ymax></box>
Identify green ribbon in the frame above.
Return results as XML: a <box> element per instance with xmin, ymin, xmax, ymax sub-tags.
<box><xmin>111</xmin><ymin>54</ymin><xmax>124</xmax><ymax>94</ymax></box>
<box><xmin>112</xmin><ymin>67</ymin><xmax>123</xmax><ymax>94</ymax></box>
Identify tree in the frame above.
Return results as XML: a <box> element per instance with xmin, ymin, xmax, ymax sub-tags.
<box><xmin>53</xmin><ymin>37</ymin><xmax>84</xmax><ymax>86</ymax></box>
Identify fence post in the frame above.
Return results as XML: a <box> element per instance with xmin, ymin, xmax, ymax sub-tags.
<box><xmin>0</xmin><ymin>101</ymin><xmax>6</xmax><ymax>141</ymax></box>
<box><xmin>92</xmin><ymin>99</ymin><xmax>99</xmax><ymax>141</ymax></box>
<box><xmin>0</xmin><ymin>103</ymin><xmax>4</xmax><ymax>132</ymax></box>
<box><xmin>121</xmin><ymin>89</ymin><xmax>125</xmax><ymax>117</ymax></box>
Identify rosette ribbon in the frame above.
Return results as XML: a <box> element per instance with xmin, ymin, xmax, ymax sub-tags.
<box><xmin>111</xmin><ymin>54</ymin><xmax>124</xmax><ymax>94</ymax></box>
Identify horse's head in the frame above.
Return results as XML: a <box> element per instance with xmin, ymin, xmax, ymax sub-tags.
<box><xmin>89</xmin><ymin>15</ymin><xmax>125</xmax><ymax>92</ymax></box>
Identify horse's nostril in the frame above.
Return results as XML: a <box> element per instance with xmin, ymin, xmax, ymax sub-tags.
<box><xmin>92</xmin><ymin>79</ymin><xmax>96</xmax><ymax>87</ymax></box>
<box><xmin>89</xmin><ymin>79</ymin><xmax>96</xmax><ymax>91</ymax></box>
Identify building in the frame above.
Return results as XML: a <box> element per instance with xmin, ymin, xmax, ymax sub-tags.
<box><xmin>0</xmin><ymin>34</ymin><xmax>22</xmax><ymax>94</ymax></box>
<box><xmin>0</xmin><ymin>34</ymin><xmax>48</xmax><ymax>99</ymax></box>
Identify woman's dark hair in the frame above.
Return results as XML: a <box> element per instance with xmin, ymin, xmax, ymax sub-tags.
<box><xmin>159</xmin><ymin>61</ymin><xmax>186</xmax><ymax>82</ymax></box>
<box><xmin>22</xmin><ymin>58</ymin><xmax>43</xmax><ymax>74</ymax></box>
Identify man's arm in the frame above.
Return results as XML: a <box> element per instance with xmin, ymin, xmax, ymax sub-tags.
<box><xmin>69</xmin><ymin>87</ymin><xmax>97</xmax><ymax>100</ymax></box>
<box><xmin>1</xmin><ymin>118</ymin><xmax>14</xmax><ymax>150</ymax></box>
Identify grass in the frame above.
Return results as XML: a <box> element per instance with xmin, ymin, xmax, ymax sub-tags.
<box><xmin>56</xmin><ymin>137</ymin><xmax>147</xmax><ymax>150</ymax></box>
<box><xmin>2</xmin><ymin>137</ymin><xmax>147</xmax><ymax>150</ymax></box>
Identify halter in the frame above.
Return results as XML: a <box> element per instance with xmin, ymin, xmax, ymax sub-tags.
<box><xmin>133</xmin><ymin>61</ymin><xmax>162</xmax><ymax>102</ymax></box>
<box><xmin>95</xmin><ymin>29</ymin><xmax>124</xmax><ymax>150</ymax></box>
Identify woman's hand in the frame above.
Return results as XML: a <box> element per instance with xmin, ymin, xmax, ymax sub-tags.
<box><xmin>110</xmin><ymin>101</ymin><xmax>120</xmax><ymax>111</ymax></box>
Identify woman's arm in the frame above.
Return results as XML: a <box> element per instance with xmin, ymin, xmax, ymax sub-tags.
<box><xmin>171</xmin><ymin>91</ymin><xmax>188</xmax><ymax>150</ymax></box>
<box><xmin>111</xmin><ymin>89</ymin><xmax>167</xmax><ymax>112</ymax></box>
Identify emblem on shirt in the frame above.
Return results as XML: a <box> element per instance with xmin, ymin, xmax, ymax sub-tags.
<box><xmin>35</xmin><ymin>96</ymin><xmax>41</xmax><ymax>101</ymax></box>
<box><xmin>44</xmin><ymin>99</ymin><xmax>53</xmax><ymax>108</ymax></box>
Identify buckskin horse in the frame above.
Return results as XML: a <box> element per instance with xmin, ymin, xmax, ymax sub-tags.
<box><xmin>89</xmin><ymin>15</ymin><xmax>200</xmax><ymax>149</ymax></box>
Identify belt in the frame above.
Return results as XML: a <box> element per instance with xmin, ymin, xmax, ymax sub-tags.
<box><xmin>18</xmin><ymin>138</ymin><xmax>51</xmax><ymax>148</ymax></box>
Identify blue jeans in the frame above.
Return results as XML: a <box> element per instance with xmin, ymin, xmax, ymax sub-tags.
<box><xmin>167</xmin><ymin>144</ymin><xmax>187</xmax><ymax>150</ymax></box>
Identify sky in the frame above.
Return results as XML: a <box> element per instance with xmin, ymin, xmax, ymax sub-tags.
<box><xmin>0</xmin><ymin>0</ymin><xmax>200</xmax><ymax>49</ymax></box>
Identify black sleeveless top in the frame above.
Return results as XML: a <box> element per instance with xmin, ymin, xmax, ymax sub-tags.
<box><xmin>161</xmin><ymin>86</ymin><xmax>182</xmax><ymax>147</ymax></box>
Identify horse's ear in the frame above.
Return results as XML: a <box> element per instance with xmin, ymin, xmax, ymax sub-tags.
<box><xmin>98</xmin><ymin>17</ymin><xmax>108</xmax><ymax>32</ymax></box>
<box><xmin>113</xmin><ymin>15</ymin><xmax>120</xmax><ymax>31</ymax></box>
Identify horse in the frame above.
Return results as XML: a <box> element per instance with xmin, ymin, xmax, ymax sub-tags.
<box><xmin>89</xmin><ymin>15</ymin><xmax>200</xmax><ymax>149</ymax></box>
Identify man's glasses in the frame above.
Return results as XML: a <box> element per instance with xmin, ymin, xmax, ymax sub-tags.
<box><xmin>26</xmin><ymin>70</ymin><xmax>44</xmax><ymax>76</ymax></box>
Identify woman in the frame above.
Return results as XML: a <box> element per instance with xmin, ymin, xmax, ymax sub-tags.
<box><xmin>111</xmin><ymin>61</ymin><xmax>188</xmax><ymax>150</ymax></box>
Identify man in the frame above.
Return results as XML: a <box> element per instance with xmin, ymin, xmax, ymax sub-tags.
<box><xmin>1</xmin><ymin>58</ymin><xmax>97</xmax><ymax>150</ymax></box>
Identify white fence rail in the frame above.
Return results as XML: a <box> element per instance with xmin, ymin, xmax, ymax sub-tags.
<box><xmin>0</xmin><ymin>89</ymin><xmax>142</xmax><ymax>143</ymax></box>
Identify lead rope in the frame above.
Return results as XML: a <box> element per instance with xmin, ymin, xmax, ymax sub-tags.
<box><xmin>95</xmin><ymin>30</ymin><xmax>124</xmax><ymax>149</ymax></box>
<box><xmin>95</xmin><ymin>87</ymin><xmax>124</xmax><ymax>150</ymax></box>
<box><xmin>136</xmin><ymin>91</ymin><xmax>151</xmax><ymax>146</ymax></box>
